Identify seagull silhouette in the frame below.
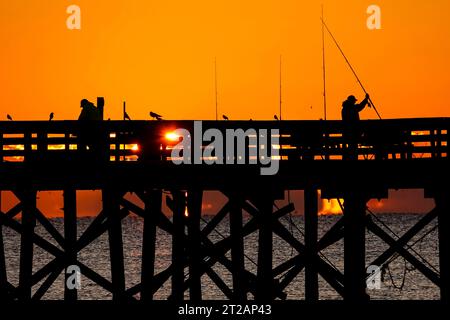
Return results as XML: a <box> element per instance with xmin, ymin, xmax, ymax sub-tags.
<box><xmin>6</xmin><ymin>114</ymin><xmax>12</xmax><ymax>121</ymax></box>
<box><xmin>124</xmin><ymin>111</ymin><xmax>131</xmax><ymax>121</ymax></box>
<box><xmin>49</xmin><ymin>112</ymin><xmax>54</xmax><ymax>121</ymax></box>
<box><xmin>222</xmin><ymin>114</ymin><xmax>229</xmax><ymax>121</ymax></box>
<box><xmin>274</xmin><ymin>115</ymin><xmax>279</xmax><ymax>121</ymax></box>
<box><xmin>150</xmin><ymin>111</ymin><xmax>162</xmax><ymax>120</ymax></box>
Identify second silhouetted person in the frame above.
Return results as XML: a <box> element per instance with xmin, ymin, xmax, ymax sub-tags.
<box><xmin>341</xmin><ymin>93</ymin><xmax>370</xmax><ymax>123</ymax></box>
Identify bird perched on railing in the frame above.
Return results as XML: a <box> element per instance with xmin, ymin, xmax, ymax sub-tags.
<box><xmin>49</xmin><ymin>112</ymin><xmax>54</xmax><ymax>121</ymax></box>
<box><xmin>150</xmin><ymin>111</ymin><xmax>162</xmax><ymax>120</ymax></box>
<box><xmin>124</xmin><ymin>111</ymin><xmax>131</xmax><ymax>121</ymax></box>
<box><xmin>222</xmin><ymin>114</ymin><xmax>229</xmax><ymax>121</ymax></box>
<box><xmin>274</xmin><ymin>114</ymin><xmax>279</xmax><ymax>121</ymax></box>
<box><xmin>6</xmin><ymin>114</ymin><xmax>13</xmax><ymax>121</ymax></box>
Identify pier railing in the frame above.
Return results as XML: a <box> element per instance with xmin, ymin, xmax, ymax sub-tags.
<box><xmin>0</xmin><ymin>118</ymin><xmax>448</xmax><ymax>165</ymax></box>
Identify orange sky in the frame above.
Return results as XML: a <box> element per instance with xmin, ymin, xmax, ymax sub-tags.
<box><xmin>0</xmin><ymin>1</ymin><xmax>448</xmax><ymax>215</ymax></box>
<box><xmin>1</xmin><ymin>0</ymin><xmax>450</xmax><ymax>121</ymax></box>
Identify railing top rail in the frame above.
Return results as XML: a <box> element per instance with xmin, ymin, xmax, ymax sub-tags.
<box><xmin>0</xmin><ymin>118</ymin><xmax>449</xmax><ymax>166</ymax></box>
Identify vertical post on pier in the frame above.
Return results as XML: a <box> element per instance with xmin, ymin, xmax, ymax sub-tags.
<box><xmin>171</xmin><ymin>190</ymin><xmax>185</xmax><ymax>302</ymax></box>
<box><xmin>141</xmin><ymin>189</ymin><xmax>162</xmax><ymax>301</ymax></box>
<box><xmin>24</xmin><ymin>132</ymin><xmax>32</xmax><ymax>163</ymax></box>
<box><xmin>19</xmin><ymin>189</ymin><xmax>36</xmax><ymax>301</ymax></box>
<box><xmin>304</xmin><ymin>187</ymin><xmax>319</xmax><ymax>301</ymax></box>
<box><xmin>187</xmin><ymin>190</ymin><xmax>203</xmax><ymax>301</ymax></box>
<box><xmin>230</xmin><ymin>192</ymin><xmax>246</xmax><ymax>301</ymax></box>
<box><xmin>343</xmin><ymin>192</ymin><xmax>367</xmax><ymax>301</ymax></box>
<box><xmin>64</xmin><ymin>188</ymin><xmax>77</xmax><ymax>301</ymax></box>
<box><xmin>436</xmin><ymin>191</ymin><xmax>450</xmax><ymax>302</ymax></box>
<box><xmin>255</xmin><ymin>193</ymin><xmax>273</xmax><ymax>301</ymax></box>
<box><xmin>104</xmin><ymin>189</ymin><xmax>125</xmax><ymax>300</ymax></box>
<box><xmin>0</xmin><ymin>130</ymin><xmax>3</xmax><ymax>162</ymax></box>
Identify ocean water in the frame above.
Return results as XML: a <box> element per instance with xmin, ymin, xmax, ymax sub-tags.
<box><xmin>1</xmin><ymin>214</ymin><xmax>440</xmax><ymax>300</ymax></box>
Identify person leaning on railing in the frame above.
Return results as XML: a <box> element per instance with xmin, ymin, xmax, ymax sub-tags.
<box><xmin>77</xmin><ymin>98</ymin><xmax>106</xmax><ymax>161</ymax></box>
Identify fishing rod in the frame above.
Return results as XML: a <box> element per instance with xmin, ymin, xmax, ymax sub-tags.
<box><xmin>321</xmin><ymin>18</ymin><xmax>382</xmax><ymax>120</ymax></box>
<box><xmin>321</xmin><ymin>5</ymin><xmax>327</xmax><ymax>121</ymax></box>
<box><xmin>279</xmin><ymin>55</ymin><xmax>282</xmax><ymax>121</ymax></box>
<box><xmin>214</xmin><ymin>57</ymin><xmax>218</xmax><ymax>121</ymax></box>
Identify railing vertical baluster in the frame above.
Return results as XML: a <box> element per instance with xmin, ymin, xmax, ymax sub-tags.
<box><xmin>0</xmin><ymin>130</ymin><xmax>3</xmax><ymax>163</ymax></box>
<box><xmin>24</xmin><ymin>132</ymin><xmax>31</xmax><ymax>162</ymax></box>
<box><xmin>115</xmin><ymin>132</ymin><xmax>121</xmax><ymax>162</ymax></box>
<box><xmin>437</xmin><ymin>129</ymin><xmax>442</xmax><ymax>158</ymax></box>
<box><xmin>37</xmin><ymin>130</ymin><xmax>45</xmax><ymax>162</ymax></box>
<box><xmin>430</xmin><ymin>129</ymin><xmax>435</xmax><ymax>159</ymax></box>
<box><xmin>65</xmin><ymin>132</ymin><xmax>70</xmax><ymax>156</ymax></box>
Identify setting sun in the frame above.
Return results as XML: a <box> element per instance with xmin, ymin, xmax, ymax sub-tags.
<box><xmin>165</xmin><ymin>132</ymin><xmax>181</xmax><ymax>142</ymax></box>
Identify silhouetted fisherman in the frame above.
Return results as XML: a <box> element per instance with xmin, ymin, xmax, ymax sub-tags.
<box><xmin>78</xmin><ymin>99</ymin><xmax>101</xmax><ymax>121</ymax></box>
<box><xmin>342</xmin><ymin>94</ymin><xmax>370</xmax><ymax>123</ymax></box>
<box><xmin>341</xmin><ymin>93</ymin><xmax>370</xmax><ymax>160</ymax></box>
<box><xmin>77</xmin><ymin>99</ymin><xmax>104</xmax><ymax>156</ymax></box>
<box><xmin>49</xmin><ymin>112</ymin><xmax>54</xmax><ymax>121</ymax></box>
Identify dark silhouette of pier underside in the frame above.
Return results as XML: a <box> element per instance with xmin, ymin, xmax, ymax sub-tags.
<box><xmin>0</xmin><ymin>118</ymin><xmax>449</xmax><ymax>302</ymax></box>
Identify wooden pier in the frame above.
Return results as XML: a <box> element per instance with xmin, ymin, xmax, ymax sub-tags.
<box><xmin>0</xmin><ymin>118</ymin><xmax>449</xmax><ymax>301</ymax></box>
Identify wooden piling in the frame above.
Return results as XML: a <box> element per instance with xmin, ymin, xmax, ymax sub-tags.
<box><xmin>0</xmin><ymin>227</ymin><xmax>7</xmax><ymax>300</ymax></box>
<box><xmin>141</xmin><ymin>189</ymin><xmax>162</xmax><ymax>301</ymax></box>
<box><xmin>104</xmin><ymin>189</ymin><xmax>125</xmax><ymax>300</ymax></box>
<box><xmin>230</xmin><ymin>192</ymin><xmax>246</xmax><ymax>301</ymax></box>
<box><xmin>0</xmin><ymin>191</ymin><xmax>7</xmax><ymax>300</ymax></box>
<box><xmin>171</xmin><ymin>190</ymin><xmax>185</xmax><ymax>301</ymax></box>
<box><xmin>304</xmin><ymin>188</ymin><xmax>319</xmax><ymax>301</ymax></box>
<box><xmin>19</xmin><ymin>189</ymin><xmax>36</xmax><ymax>301</ymax></box>
<box><xmin>187</xmin><ymin>190</ymin><xmax>203</xmax><ymax>301</ymax></box>
<box><xmin>343</xmin><ymin>193</ymin><xmax>367</xmax><ymax>301</ymax></box>
<box><xmin>255</xmin><ymin>194</ymin><xmax>273</xmax><ymax>301</ymax></box>
<box><xmin>436</xmin><ymin>192</ymin><xmax>450</xmax><ymax>302</ymax></box>
<box><xmin>64</xmin><ymin>188</ymin><xmax>77</xmax><ymax>301</ymax></box>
